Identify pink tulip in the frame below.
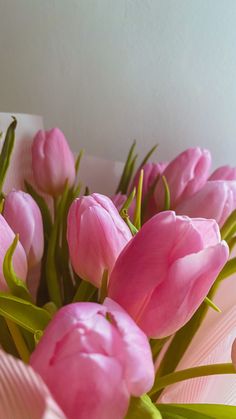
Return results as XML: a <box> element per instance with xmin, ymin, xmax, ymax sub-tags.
<box><xmin>32</xmin><ymin>128</ymin><xmax>75</xmax><ymax>196</ymax></box>
<box><xmin>154</xmin><ymin>148</ymin><xmax>211</xmax><ymax>210</ymax></box>
<box><xmin>0</xmin><ymin>350</ymin><xmax>65</xmax><ymax>419</ymax></box>
<box><xmin>4</xmin><ymin>191</ymin><xmax>44</xmax><ymax>269</ymax></box>
<box><xmin>209</xmin><ymin>165</ymin><xmax>236</xmax><ymax>181</ymax></box>
<box><xmin>67</xmin><ymin>193</ymin><xmax>132</xmax><ymax>287</ymax></box>
<box><xmin>176</xmin><ymin>180</ymin><xmax>236</xmax><ymax>227</ymax></box>
<box><xmin>0</xmin><ymin>214</ymin><xmax>27</xmax><ymax>290</ymax></box>
<box><xmin>108</xmin><ymin>211</ymin><xmax>229</xmax><ymax>338</ymax></box>
<box><xmin>30</xmin><ymin>299</ymin><xmax>154</xmax><ymax>419</ymax></box>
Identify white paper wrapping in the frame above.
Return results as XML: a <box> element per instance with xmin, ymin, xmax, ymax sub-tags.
<box><xmin>0</xmin><ymin>113</ymin><xmax>44</xmax><ymax>192</ymax></box>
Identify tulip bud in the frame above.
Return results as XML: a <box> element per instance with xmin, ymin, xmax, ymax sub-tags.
<box><xmin>209</xmin><ymin>165</ymin><xmax>236</xmax><ymax>181</ymax></box>
<box><xmin>4</xmin><ymin>191</ymin><xmax>44</xmax><ymax>269</ymax></box>
<box><xmin>108</xmin><ymin>211</ymin><xmax>228</xmax><ymax>338</ymax></box>
<box><xmin>67</xmin><ymin>193</ymin><xmax>132</xmax><ymax>287</ymax></box>
<box><xmin>32</xmin><ymin>128</ymin><xmax>76</xmax><ymax>196</ymax></box>
<box><xmin>176</xmin><ymin>181</ymin><xmax>236</xmax><ymax>227</ymax></box>
<box><xmin>154</xmin><ymin>148</ymin><xmax>211</xmax><ymax>210</ymax></box>
<box><xmin>0</xmin><ymin>214</ymin><xmax>27</xmax><ymax>290</ymax></box>
<box><xmin>30</xmin><ymin>300</ymin><xmax>154</xmax><ymax>419</ymax></box>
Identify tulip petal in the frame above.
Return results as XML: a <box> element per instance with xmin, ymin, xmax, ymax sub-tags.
<box><xmin>176</xmin><ymin>181</ymin><xmax>236</xmax><ymax>227</ymax></box>
<box><xmin>104</xmin><ymin>298</ymin><xmax>155</xmax><ymax>396</ymax></box>
<box><xmin>36</xmin><ymin>351</ymin><xmax>129</xmax><ymax>419</ymax></box>
<box><xmin>155</xmin><ymin>148</ymin><xmax>211</xmax><ymax>209</ymax></box>
<box><xmin>109</xmin><ymin>212</ymin><xmax>208</xmax><ymax>319</ymax></box>
<box><xmin>0</xmin><ymin>350</ymin><xmax>65</xmax><ymax>419</ymax></box>
<box><xmin>209</xmin><ymin>165</ymin><xmax>236</xmax><ymax>181</ymax></box>
<box><xmin>138</xmin><ymin>241</ymin><xmax>229</xmax><ymax>337</ymax></box>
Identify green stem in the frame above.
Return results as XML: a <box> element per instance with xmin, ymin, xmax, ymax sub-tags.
<box><xmin>99</xmin><ymin>270</ymin><xmax>108</xmax><ymax>303</ymax></box>
<box><xmin>149</xmin><ymin>363</ymin><xmax>235</xmax><ymax>397</ymax></box>
<box><xmin>6</xmin><ymin>319</ymin><xmax>30</xmax><ymax>363</ymax></box>
<box><xmin>133</xmin><ymin>169</ymin><xmax>143</xmax><ymax>229</ymax></box>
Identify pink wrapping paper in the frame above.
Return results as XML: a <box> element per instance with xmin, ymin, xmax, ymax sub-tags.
<box><xmin>0</xmin><ymin>113</ymin><xmax>44</xmax><ymax>192</ymax></box>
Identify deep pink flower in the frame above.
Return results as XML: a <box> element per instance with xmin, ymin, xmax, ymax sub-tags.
<box><xmin>4</xmin><ymin>191</ymin><xmax>44</xmax><ymax>269</ymax></box>
<box><xmin>176</xmin><ymin>181</ymin><xmax>236</xmax><ymax>227</ymax></box>
<box><xmin>108</xmin><ymin>211</ymin><xmax>228</xmax><ymax>338</ymax></box>
<box><xmin>67</xmin><ymin>193</ymin><xmax>132</xmax><ymax>287</ymax></box>
<box><xmin>32</xmin><ymin>128</ymin><xmax>75</xmax><ymax>196</ymax></box>
<box><xmin>30</xmin><ymin>300</ymin><xmax>154</xmax><ymax>419</ymax></box>
<box><xmin>154</xmin><ymin>148</ymin><xmax>211</xmax><ymax>209</ymax></box>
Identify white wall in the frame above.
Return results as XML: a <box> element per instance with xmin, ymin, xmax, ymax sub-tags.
<box><xmin>1</xmin><ymin>0</ymin><xmax>236</xmax><ymax>168</ymax></box>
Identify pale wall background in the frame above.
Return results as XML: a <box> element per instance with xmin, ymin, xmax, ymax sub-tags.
<box><xmin>0</xmin><ymin>0</ymin><xmax>236</xmax><ymax>168</ymax></box>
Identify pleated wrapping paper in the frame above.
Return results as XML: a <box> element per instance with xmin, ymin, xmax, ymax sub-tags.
<box><xmin>0</xmin><ymin>349</ymin><xmax>66</xmax><ymax>419</ymax></box>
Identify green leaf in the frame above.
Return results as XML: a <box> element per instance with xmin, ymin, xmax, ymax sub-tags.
<box><xmin>204</xmin><ymin>296</ymin><xmax>221</xmax><ymax>312</ymax></box>
<box><xmin>125</xmin><ymin>395</ymin><xmax>162</xmax><ymax>419</ymax></box>
<box><xmin>161</xmin><ymin>176</ymin><xmax>170</xmax><ymax>210</ymax></box>
<box><xmin>157</xmin><ymin>404</ymin><xmax>236</xmax><ymax>419</ymax></box>
<box><xmin>3</xmin><ymin>235</ymin><xmax>32</xmax><ymax>301</ymax></box>
<box><xmin>75</xmin><ymin>149</ymin><xmax>84</xmax><ymax>175</ymax></box>
<box><xmin>221</xmin><ymin>208</ymin><xmax>236</xmax><ymax>240</ymax></box>
<box><xmin>0</xmin><ymin>292</ymin><xmax>51</xmax><ymax>333</ymax></box>
<box><xmin>133</xmin><ymin>169</ymin><xmax>143</xmax><ymax>230</ymax></box>
<box><xmin>120</xmin><ymin>209</ymin><xmax>139</xmax><ymax>235</ymax></box>
<box><xmin>0</xmin><ymin>315</ymin><xmax>18</xmax><ymax>357</ymax></box>
<box><xmin>99</xmin><ymin>269</ymin><xmax>108</xmax><ymax>303</ymax></box>
<box><xmin>217</xmin><ymin>257</ymin><xmax>236</xmax><ymax>281</ymax></box>
<box><xmin>136</xmin><ymin>144</ymin><xmax>158</xmax><ymax>173</ymax></box>
<box><xmin>73</xmin><ymin>279</ymin><xmax>97</xmax><ymax>302</ymax></box>
<box><xmin>120</xmin><ymin>187</ymin><xmax>136</xmax><ymax>214</ymax></box>
<box><xmin>0</xmin><ymin>117</ymin><xmax>17</xmax><ymax>192</ymax></box>
<box><xmin>116</xmin><ymin>141</ymin><xmax>136</xmax><ymax>194</ymax></box>
<box><xmin>24</xmin><ymin>181</ymin><xmax>52</xmax><ymax>240</ymax></box>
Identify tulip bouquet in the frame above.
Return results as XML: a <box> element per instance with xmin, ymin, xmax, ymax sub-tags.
<box><xmin>1</xmin><ymin>117</ymin><xmax>236</xmax><ymax>419</ymax></box>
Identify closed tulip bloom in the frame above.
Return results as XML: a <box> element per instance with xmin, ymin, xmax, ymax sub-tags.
<box><xmin>32</xmin><ymin>128</ymin><xmax>75</xmax><ymax>196</ymax></box>
<box><xmin>108</xmin><ymin>211</ymin><xmax>228</xmax><ymax>338</ymax></box>
<box><xmin>0</xmin><ymin>214</ymin><xmax>27</xmax><ymax>290</ymax></box>
<box><xmin>4</xmin><ymin>191</ymin><xmax>44</xmax><ymax>269</ymax></box>
<box><xmin>209</xmin><ymin>165</ymin><xmax>236</xmax><ymax>181</ymax></box>
<box><xmin>154</xmin><ymin>148</ymin><xmax>211</xmax><ymax>210</ymax></box>
<box><xmin>30</xmin><ymin>299</ymin><xmax>154</xmax><ymax>419</ymax></box>
<box><xmin>67</xmin><ymin>193</ymin><xmax>132</xmax><ymax>287</ymax></box>
<box><xmin>176</xmin><ymin>181</ymin><xmax>236</xmax><ymax>227</ymax></box>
